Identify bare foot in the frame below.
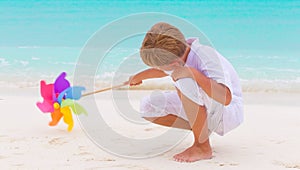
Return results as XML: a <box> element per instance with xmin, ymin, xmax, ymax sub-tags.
<box><xmin>173</xmin><ymin>143</ymin><xmax>212</xmax><ymax>163</ymax></box>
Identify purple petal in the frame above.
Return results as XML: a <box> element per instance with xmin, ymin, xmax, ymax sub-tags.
<box><xmin>54</xmin><ymin>72</ymin><xmax>70</xmax><ymax>93</ymax></box>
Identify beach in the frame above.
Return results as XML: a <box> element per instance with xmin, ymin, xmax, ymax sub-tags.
<box><xmin>1</xmin><ymin>87</ymin><xmax>300</xmax><ymax>169</ymax></box>
<box><xmin>1</xmin><ymin>0</ymin><xmax>300</xmax><ymax>169</ymax></box>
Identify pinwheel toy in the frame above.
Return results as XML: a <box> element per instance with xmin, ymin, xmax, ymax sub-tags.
<box><xmin>36</xmin><ymin>72</ymin><xmax>127</xmax><ymax>132</ymax></box>
<box><xmin>36</xmin><ymin>72</ymin><xmax>87</xmax><ymax>131</ymax></box>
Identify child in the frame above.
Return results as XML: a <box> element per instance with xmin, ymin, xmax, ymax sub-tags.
<box><xmin>127</xmin><ymin>22</ymin><xmax>243</xmax><ymax>162</ymax></box>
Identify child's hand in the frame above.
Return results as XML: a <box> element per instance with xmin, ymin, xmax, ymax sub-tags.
<box><xmin>125</xmin><ymin>75</ymin><xmax>143</xmax><ymax>86</ymax></box>
<box><xmin>171</xmin><ymin>66</ymin><xmax>193</xmax><ymax>81</ymax></box>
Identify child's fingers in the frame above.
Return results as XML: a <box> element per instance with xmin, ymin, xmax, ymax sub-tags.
<box><xmin>129</xmin><ymin>81</ymin><xmax>142</xmax><ymax>86</ymax></box>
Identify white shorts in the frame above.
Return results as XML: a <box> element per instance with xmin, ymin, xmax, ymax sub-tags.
<box><xmin>140</xmin><ymin>78</ymin><xmax>225</xmax><ymax>135</ymax></box>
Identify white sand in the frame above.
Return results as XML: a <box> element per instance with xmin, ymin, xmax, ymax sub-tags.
<box><xmin>1</xmin><ymin>87</ymin><xmax>300</xmax><ymax>169</ymax></box>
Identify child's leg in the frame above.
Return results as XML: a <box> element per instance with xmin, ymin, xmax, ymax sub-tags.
<box><xmin>173</xmin><ymin>88</ymin><xmax>212</xmax><ymax>162</ymax></box>
<box><xmin>140</xmin><ymin>89</ymin><xmax>212</xmax><ymax>162</ymax></box>
<box><xmin>144</xmin><ymin>114</ymin><xmax>191</xmax><ymax>130</ymax></box>
<box><xmin>140</xmin><ymin>91</ymin><xmax>191</xmax><ymax>130</ymax></box>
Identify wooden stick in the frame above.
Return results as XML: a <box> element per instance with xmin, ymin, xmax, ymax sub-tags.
<box><xmin>82</xmin><ymin>83</ymin><xmax>127</xmax><ymax>97</ymax></box>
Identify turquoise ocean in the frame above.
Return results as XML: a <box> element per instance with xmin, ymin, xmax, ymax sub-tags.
<box><xmin>1</xmin><ymin>0</ymin><xmax>300</xmax><ymax>92</ymax></box>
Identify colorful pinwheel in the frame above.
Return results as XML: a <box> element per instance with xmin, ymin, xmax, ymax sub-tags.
<box><xmin>36</xmin><ymin>72</ymin><xmax>87</xmax><ymax>131</ymax></box>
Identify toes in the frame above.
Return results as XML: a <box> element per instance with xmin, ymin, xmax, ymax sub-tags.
<box><xmin>173</xmin><ymin>155</ymin><xmax>189</xmax><ymax>163</ymax></box>
<box><xmin>173</xmin><ymin>155</ymin><xmax>184</xmax><ymax>163</ymax></box>
<box><xmin>175</xmin><ymin>158</ymin><xmax>185</xmax><ymax>163</ymax></box>
<box><xmin>173</xmin><ymin>155</ymin><xmax>181</xmax><ymax>162</ymax></box>
<box><xmin>173</xmin><ymin>153</ymin><xmax>181</xmax><ymax>159</ymax></box>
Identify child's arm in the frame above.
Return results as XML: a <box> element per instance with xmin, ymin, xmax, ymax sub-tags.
<box><xmin>127</xmin><ymin>68</ymin><xmax>168</xmax><ymax>86</ymax></box>
<box><xmin>172</xmin><ymin>67</ymin><xmax>232</xmax><ymax>106</ymax></box>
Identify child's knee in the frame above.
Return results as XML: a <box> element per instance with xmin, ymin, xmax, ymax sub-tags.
<box><xmin>175</xmin><ymin>87</ymin><xmax>205</xmax><ymax>106</ymax></box>
<box><xmin>140</xmin><ymin>95</ymin><xmax>151</xmax><ymax>113</ymax></box>
<box><xmin>139</xmin><ymin>96</ymin><xmax>158</xmax><ymax>118</ymax></box>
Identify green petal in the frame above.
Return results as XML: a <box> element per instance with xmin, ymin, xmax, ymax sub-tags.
<box><xmin>61</xmin><ymin>99</ymin><xmax>88</xmax><ymax>115</ymax></box>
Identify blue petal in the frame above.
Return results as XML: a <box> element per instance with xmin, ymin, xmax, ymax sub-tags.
<box><xmin>65</xmin><ymin>86</ymin><xmax>85</xmax><ymax>100</ymax></box>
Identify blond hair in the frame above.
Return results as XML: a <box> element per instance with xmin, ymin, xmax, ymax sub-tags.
<box><xmin>140</xmin><ymin>22</ymin><xmax>187</xmax><ymax>67</ymax></box>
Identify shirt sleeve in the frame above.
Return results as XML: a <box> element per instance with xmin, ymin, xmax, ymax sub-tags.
<box><xmin>194</xmin><ymin>45</ymin><xmax>233</xmax><ymax>93</ymax></box>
